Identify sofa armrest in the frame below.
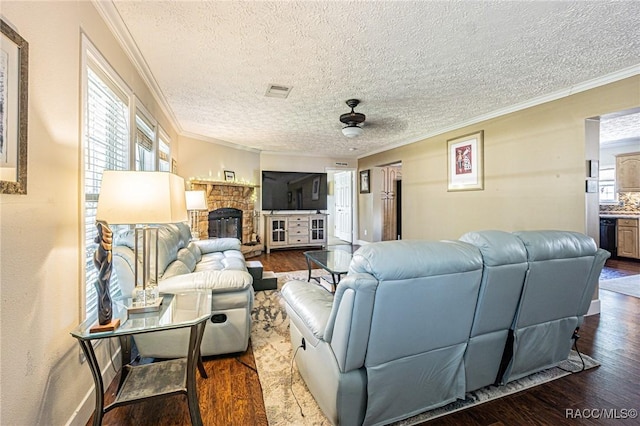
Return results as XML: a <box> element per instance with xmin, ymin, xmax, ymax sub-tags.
<box><xmin>159</xmin><ymin>269</ymin><xmax>252</xmax><ymax>293</ymax></box>
<box><xmin>193</xmin><ymin>238</ymin><xmax>241</xmax><ymax>254</ymax></box>
<box><xmin>281</xmin><ymin>280</ymin><xmax>334</xmax><ymax>343</ymax></box>
<box><xmin>113</xmin><ymin>246</ymin><xmax>136</xmax><ymax>298</ymax></box>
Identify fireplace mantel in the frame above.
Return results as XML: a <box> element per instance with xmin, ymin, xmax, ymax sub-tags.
<box><xmin>189</xmin><ymin>179</ymin><xmax>258</xmax><ymax>189</ymax></box>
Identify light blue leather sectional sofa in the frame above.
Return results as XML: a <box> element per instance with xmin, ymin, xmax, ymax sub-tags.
<box><xmin>281</xmin><ymin>230</ymin><xmax>609</xmax><ymax>426</ymax></box>
<box><xmin>113</xmin><ymin>222</ymin><xmax>254</xmax><ymax>357</ymax></box>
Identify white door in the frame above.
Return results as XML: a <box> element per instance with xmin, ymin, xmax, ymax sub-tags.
<box><xmin>334</xmin><ymin>171</ymin><xmax>353</xmax><ymax>242</ymax></box>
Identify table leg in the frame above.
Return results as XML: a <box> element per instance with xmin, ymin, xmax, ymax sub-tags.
<box><xmin>197</xmin><ymin>356</ymin><xmax>208</xmax><ymax>379</ymax></box>
<box><xmin>186</xmin><ymin>321</ymin><xmax>207</xmax><ymax>426</ymax></box>
<box><xmin>306</xmin><ymin>256</ymin><xmax>313</xmax><ymax>282</ymax></box>
<box><xmin>77</xmin><ymin>339</ymin><xmax>105</xmax><ymax>426</ymax></box>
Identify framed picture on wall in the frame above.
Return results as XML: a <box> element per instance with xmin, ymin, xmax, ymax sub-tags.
<box><xmin>447</xmin><ymin>130</ymin><xmax>484</xmax><ymax>191</ymax></box>
<box><xmin>224</xmin><ymin>170</ymin><xmax>235</xmax><ymax>182</ymax></box>
<box><xmin>360</xmin><ymin>169</ymin><xmax>370</xmax><ymax>194</ymax></box>
<box><xmin>0</xmin><ymin>20</ymin><xmax>29</xmax><ymax>195</ymax></box>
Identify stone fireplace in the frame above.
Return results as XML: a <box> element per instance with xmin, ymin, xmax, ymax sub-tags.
<box><xmin>189</xmin><ymin>180</ymin><xmax>257</xmax><ymax>245</ymax></box>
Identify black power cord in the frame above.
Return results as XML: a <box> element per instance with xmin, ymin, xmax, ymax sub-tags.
<box><xmin>558</xmin><ymin>329</ymin><xmax>586</xmax><ymax>373</ymax></box>
<box><xmin>290</xmin><ymin>343</ymin><xmax>306</xmax><ymax>418</ymax></box>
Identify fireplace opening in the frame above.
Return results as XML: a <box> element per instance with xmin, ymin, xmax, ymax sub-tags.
<box><xmin>208</xmin><ymin>208</ymin><xmax>243</xmax><ymax>241</ymax></box>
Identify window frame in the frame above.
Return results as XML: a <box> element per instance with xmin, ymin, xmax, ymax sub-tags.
<box><xmin>81</xmin><ymin>36</ymin><xmax>135</xmax><ymax>320</ymax></box>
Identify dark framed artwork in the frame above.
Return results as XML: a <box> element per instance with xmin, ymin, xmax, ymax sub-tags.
<box><xmin>0</xmin><ymin>19</ymin><xmax>29</xmax><ymax>195</ymax></box>
<box><xmin>224</xmin><ymin>170</ymin><xmax>235</xmax><ymax>182</ymax></box>
<box><xmin>447</xmin><ymin>130</ymin><xmax>484</xmax><ymax>192</ymax></box>
<box><xmin>360</xmin><ymin>169</ymin><xmax>370</xmax><ymax>194</ymax></box>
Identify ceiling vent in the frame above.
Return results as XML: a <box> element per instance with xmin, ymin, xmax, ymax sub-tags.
<box><xmin>265</xmin><ymin>84</ymin><xmax>292</xmax><ymax>99</ymax></box>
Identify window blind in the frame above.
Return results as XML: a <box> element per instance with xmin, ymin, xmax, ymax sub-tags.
<box><xmin>84</xmin><ymin>66</ymin><xmax>129</xmax><ymax>318</ymax></box>
<box><xmin>135</xmin><ymin>112</ymin><xmax>155</xmax><ymax>171</ymax></box>
<box><xmin>158</xmin><ymin>130</ymin><xmax>171</xmax><ymax>172</ymax></box>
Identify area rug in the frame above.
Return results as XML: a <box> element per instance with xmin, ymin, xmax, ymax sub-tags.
<box><xmin>251</xmin><ymin>270</ymin><xmax>600</xmax><ymax>425</ymax></box>
<box><xmin>599</xmin><ymin>274</ymin><xmax>640</xmax><ymax>298</ymax></box>
<box><xmin>599</xmin><ymin>266</ymin><xmax>631</xmax><ymax>280</ymax></box>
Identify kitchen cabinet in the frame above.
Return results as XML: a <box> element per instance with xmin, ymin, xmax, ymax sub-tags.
<box><xmin>617</xmin><ymin>218</ymin><xmax>639</xmax><ymax>259</ymax></box>
<box><xmin>616</xmin><ymin>152</ymin><xmax>640</xmax><ymax>192</ymax></box>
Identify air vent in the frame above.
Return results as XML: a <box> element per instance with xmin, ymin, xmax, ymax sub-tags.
<box><xmin>265</xmin><ymin>84</ymin><xmax>292</xmax><ymax>99</ymax></box>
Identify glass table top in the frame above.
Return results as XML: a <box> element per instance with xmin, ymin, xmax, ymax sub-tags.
<box><xmin>71</xmin><ymin>291</ymin><xmax>212</xmax><ymax>341</ymax></box>
<box><xmin>304</xmin><ymin>249</ymin><xmax>353</xmax><ymax>274</ymax></box>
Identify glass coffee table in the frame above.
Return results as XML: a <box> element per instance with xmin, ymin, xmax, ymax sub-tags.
<box><xmin>304</xmin><ymin>249</ymin><xmax>353</xmax><ymax>292</ymax></box>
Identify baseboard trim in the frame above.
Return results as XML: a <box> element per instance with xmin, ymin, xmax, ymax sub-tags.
<box><xmin>586</xmin><ymin>298</ymin><xmax>601</xmax><ymax>316</ymax></box>
<box><xmin>65</xmin><ymin>346</ymin><xmax>121</xmax><ymax>426</ymax></box>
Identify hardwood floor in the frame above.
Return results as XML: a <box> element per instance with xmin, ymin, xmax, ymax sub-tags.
<box><xmin>604</xmin><ymin>256</ymin><xmax>640</xmax><ymax>275</ymax></box>
<box><xmin>91</xmin><ymin>252</ymin><xmax>640</xmax><ymax>426</ymax></box>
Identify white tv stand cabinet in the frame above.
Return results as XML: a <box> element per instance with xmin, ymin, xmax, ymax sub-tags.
<box><xmin>264</xmin><ymin>213</ymin><xmax>328</xmax><ymax>253</ymax></box>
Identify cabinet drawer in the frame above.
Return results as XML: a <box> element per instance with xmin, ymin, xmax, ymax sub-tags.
<box><xmin>288</xmin><ymin>216</ymin><xmax>309</xmax><ymax>223</ymax></box>
<box><xmin>288</xmin><ymin>236</ymin><xmax>310</xmax><ymax>244</ymax></box>
<box><xmin>288</xmin><ymin>221</ymin><xmax>309</xmax><ymax>229</ymax></box>
<box><xmin>288</xmin><ymin>227</ymin><xmax>307</xmax><ymax>236</ymax></box>
<box><xmin>618</xmin><ymin>219</ymin><xmax>639</xmax><ymax>227</ymax></box>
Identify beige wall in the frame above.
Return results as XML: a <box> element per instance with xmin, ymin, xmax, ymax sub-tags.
<box><xmin>358</xmin><ymin>76</ymin><xmax>640</xmax><ymax>243</ymax></box>
<box><xmin>0</xmin><ymin>2</ymin><xmax>177</xmax><ymax>424</ymax></box>
<box><xmin>179</xmin><ymin>135</ymin><xmax>261</xmax><ymax>185</ymax></box>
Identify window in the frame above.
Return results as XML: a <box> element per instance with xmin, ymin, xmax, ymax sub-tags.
<box><xmin>135</xmin><ymin>107</ymin><xmax>156</xmax><ymax>171</ymax></box>
<box><xmin>83</xmin><ymin>62</ymin><xmax>130</xmax><ymax>318</ymax></box>
<box><xmin>599</xmin><ymin>167</ymin><xmax>616</xmax><ymax>203</ymax></box>
<box><xmin>158</xmin><ymin>128</ymin><xmax>171</xmax><ymax>172</ymax></box>
<box><xmin>82</xmin><ymin>39</ymin><xmax>168</xmax><ymax>320</ymax></box>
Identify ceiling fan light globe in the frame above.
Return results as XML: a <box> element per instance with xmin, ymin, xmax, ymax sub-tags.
<box><xmin>342</xmin><ymin>125</ymin><xmax>363</xmax><ymax>138</ymax></box>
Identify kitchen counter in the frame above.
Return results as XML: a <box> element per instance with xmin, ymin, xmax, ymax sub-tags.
<box><xmin>599</xmin><ymin>213</ymin><xmax>640</xmax><ymax>219</ymax></box>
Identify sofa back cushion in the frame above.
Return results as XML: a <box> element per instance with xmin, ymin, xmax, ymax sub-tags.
<box><xmin>459</xmin><ymin>230</ymin><xmax>529</xmax><ymax>391</ymax></box>
<box><xmin>512</xmin><ymin>230</ymin><xmax>598</xmax><ymax>327</ymax></box>
<box><xmin>459</xmin><ymin>230</ymin><xmax>528</xmax><ymax>338</ymax></box>
<box><xmin>502</xmin><ymin>230</ymin><xmax>605</xmax><ymax>383</ymax></box>
<box><xmin>337</xmin><ymin>240</ymin><xmax>484</xmax><ymax>425</ymax></box>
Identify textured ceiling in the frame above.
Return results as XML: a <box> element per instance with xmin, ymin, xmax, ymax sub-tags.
<box><xmin>108</xmin><ymin>1</ymin><xmax>640</xmax><ymax>158</ymax></box>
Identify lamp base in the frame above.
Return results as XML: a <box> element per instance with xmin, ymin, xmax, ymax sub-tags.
<box><xmin>127</xmin><ymin>296</ymin><xmax>163</xmax><ymax>314</ymax></box>
<box><xmin>90</xmin><ymin>318</ymin><xmax>121</xmax><ymax>333</ymax></box>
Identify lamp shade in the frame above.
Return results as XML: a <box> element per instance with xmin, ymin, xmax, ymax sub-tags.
<box><xmin>96</xmin><ymin>171</ymin><xmax>188</xmax><ymax>224</ymax></box>
<box><xmin>342</xmin><ymin>125</ymin><xmax>363</xmax><ymax>138</ymax></box>
<box><xmin>185</xmin><ymin>190</ymin><xmax>208</xmax><ymax>211</ymax></box>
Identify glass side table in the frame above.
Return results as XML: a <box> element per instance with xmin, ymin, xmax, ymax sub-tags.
<box><xmin>70</xmin><ymin>291</ymin><xmax>211</xmax><ymax>426</ymax></box>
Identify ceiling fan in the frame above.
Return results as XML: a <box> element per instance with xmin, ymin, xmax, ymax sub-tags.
<box><xmin>339</xmin><ymin>99</ymin><xmax>366</xmax><ymax>138</ymax></box>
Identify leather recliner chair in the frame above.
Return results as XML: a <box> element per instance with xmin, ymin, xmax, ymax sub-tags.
<box><xmin>282</xmin><ymin>240</ymin><xmax>484</xmax><ymax>426</ymax></box>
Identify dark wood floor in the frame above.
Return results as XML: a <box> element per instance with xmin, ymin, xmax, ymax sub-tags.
<box><xmin>92</xmin><ymin>251</ymin><xmax>640</xmax><ymax>426</ymax></box>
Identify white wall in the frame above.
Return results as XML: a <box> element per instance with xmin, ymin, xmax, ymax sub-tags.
<box><xmin>0</xmin><ymin>2</ymin><xmax>177</xmax><ymax>424</ymax></box>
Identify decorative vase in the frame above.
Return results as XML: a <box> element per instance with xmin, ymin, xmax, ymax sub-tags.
<box><xmin>93</xmin><ymin>221</ymin><xmax>113</xmax><ymax>325</ymax></box>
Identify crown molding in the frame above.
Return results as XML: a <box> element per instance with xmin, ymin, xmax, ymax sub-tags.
<box><xmin>92</xmin><ymin>0</ymin><xmax>183</xmax><ymax>134</ymax></box>
<box><xmin>359</xmin><ymin>64</ymin><xmax>640</xmax><ymax>159</ymax></box>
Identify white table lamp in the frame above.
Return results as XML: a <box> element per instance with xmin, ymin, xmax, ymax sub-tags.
<box><xmin>185</xmin><ymin>190</ymin><xmax>208</xmax><ymax>239</ymax></box>
<box><xmin>96</xmin><ymin>171</ymin><xmax>188</xmax><ymax>310</ymax></box>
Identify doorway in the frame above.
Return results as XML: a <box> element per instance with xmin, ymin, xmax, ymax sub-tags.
<box><xmin>380</xmin><ymin>163</ymin><xmax>402</xmax><ymax>241</ymax></box>
<box><xmin>332</xmin><ymin>170</ymin><xmax>354</xmax><ymax>243</ymax></box>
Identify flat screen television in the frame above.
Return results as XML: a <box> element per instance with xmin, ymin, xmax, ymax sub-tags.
<box><xmin>262</xmin><ymin>171</ymin><xmax>328</xmax><ymax>211</ymax></box>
